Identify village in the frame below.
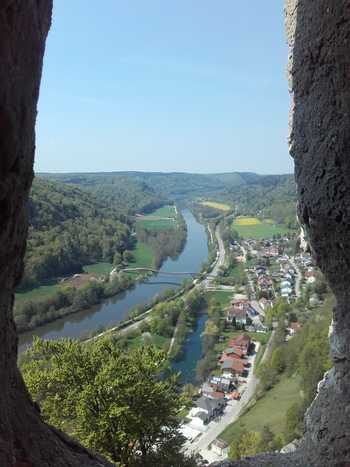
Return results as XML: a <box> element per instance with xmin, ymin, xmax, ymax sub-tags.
<box><xmin>181</xmin><ymin>233</ymin><xmax>318</xmax><ymax>462</ymax></box>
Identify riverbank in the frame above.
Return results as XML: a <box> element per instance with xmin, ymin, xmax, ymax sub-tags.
<box><xmin>18</xmin><ymin>209</ymin><xmax>209</xmax><ymax>352</ymax></box>
<box><xmin>15</xmin><ymin>208</ymin><xmax>188</xmax><ymax>336</ymax></box>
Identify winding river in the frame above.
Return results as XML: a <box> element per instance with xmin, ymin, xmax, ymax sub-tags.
<box><xmin>18</xmin><ymin>210</ymin><xmax>209</xmax><ymax>353</ymax></box>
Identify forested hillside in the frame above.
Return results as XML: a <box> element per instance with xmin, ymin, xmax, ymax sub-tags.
<box><xmin>22</xmin><ymin>178</ymin><xmax>132</xmax><ymax>289</ymax></box>
<box><xmin>43</xmin><ymin>173</ymin><xmax>167</xmax><ymax>214</ymax></box>
<box><xmin>223</xmin><ymin>174</ymin><xmax>297</xmax><ymax>227</ymax></box>
<box><xmin>40</xmin><ymin>171</ymin><xmax>297</xmax><ymax>229</ymax></box>
<box><xmin>41</xmin><ymin>172</ymin><xmax>296</xmax><ymax>219</ymax></box>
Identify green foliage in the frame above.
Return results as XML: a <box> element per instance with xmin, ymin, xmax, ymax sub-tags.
<box><xmin>256</xmin><ymin>362</ymin><xmax>279</xmax><ymax>391</ymax></box>
<box><xmin>195</xmin><ymin>299</ymin><xmax>223</xmax><ymax>382</ymax></box>
<box><xmin>229</xmin><ymin>431</ymin><xmax>262</xmax><ymax>460</ymax></box>
<box><xmin>22</xmin><ymin>177</ymin><xmax>131</xmax><ymax>289</ymax></box>
<box><xmin>14</xmin><ymin>275</ymin><xmax>135</xmax><ymax>333</ymax></box>
<box><xmin>136</xmin><ymin>213</ymin><xmax>187</xmax><ymax>269</ymax></box>
<box><xmin>264</xmin><ymin>298</ymin><xmax>291</xmax><ymax>328</ymax></box>
<box><xmin>223</xmin><ymin>174</ymin><xmax>297</xmax><ymax>228</ymax></box>
<box><xmin>285</xmin><ymin>400</ymin><xmax>307</xmax><ymax>440</ymax></box>
<box><xmin>44</xmin><ymin>173</ymin><xmax>167</xmax><ymax>214</ymax></box>
<box><xmin>232</xmin><ymin>220</ymin><xmax>291</xmax><ymax>240</ymax></box>
<box><xmin>21</xmin><ymin>338</ymin><xmax>197</xmax><ymax>467</ymax></box>
<box><xmin>217</xmin><ymin>255</ymin><xmax>247</xmax><ymax>286</ymax></box>
<box><xmin>221</xmin><ymin>374</ymin><xmax>302</xmax><ymax>446</ymax></box>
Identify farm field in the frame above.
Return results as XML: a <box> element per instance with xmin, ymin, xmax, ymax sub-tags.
<box><xmin>232</xmin><ymin>217</ymin><xmax>291</xmax><ymax>239</ymax></box>
<box><xmin>129</xmin><ymin>242</ymin><xmax>154</xmax><ymax>268</ymax></box>
<box><xmin>136</xmin><ymin>205</ymin><xmax>178</xmax><ymax>230</ymax></box>
<box><xmin>220</xmin><ymin>374</ymin><xmax>302</xmax><ymax>444</ymax></box>
<box><xmin>200</xmin><ymin>201</ymin><xmax>231</xmax><ymax>212</ymax></box>
<box><xmin>148</xmin><ymin>205</ymin><xmax>177</xmax><ymax>218</ymax></box>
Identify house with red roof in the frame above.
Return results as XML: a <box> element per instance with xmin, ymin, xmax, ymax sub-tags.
<box><xmin>228</xmin><ymin>334</ymin><xmax>251</xmax><ymax>356</ymax></box>
<box><xmin>220</xmin><ymin>357</ymin><xmax>247</xmax><ymax>377</ymax></box>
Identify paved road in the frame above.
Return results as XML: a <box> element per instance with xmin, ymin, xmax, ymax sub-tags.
<box><xmin>203</xmin><ymin>226</ymin><xmax>226</xmax><ymax>288</ymax></box>
<box><xmin>184</xmin><ymin>347</ymin><xmax>259</xmax><ymax>458</ymax></box>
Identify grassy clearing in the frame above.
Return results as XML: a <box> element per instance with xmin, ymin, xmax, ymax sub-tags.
<box><xmin>200</xmin><ymin>201</ymin><xmax>231</xmax><ymax>212</ymax></box>
<box><xmin>220</xmin><ymin>374</ymin><xmax>302</xmax><ymax>443</ymax></box>
<box><xmin>129</xmin><ymin>242</ymin><xmax>154</xmax><ymax>268</ymax></box>
<box><xmin>150</xmin><ymin>205</ymin><xmax>177</xmax><ymax>217</ymax></box>
<box><xmin>83</xmin><ymin>262</ymin><xmax>112</xmax><ymax>275</ymax></box>
<box><xmin>232</xmin><ymin>218</ymin><xmax>290</xmax><ymax>239</ymax></box>
<box><xmin>225</xmin><ymin>263</ymin><xmax>246</xmax><ymax>281</ymax></box>
<box><xmin>136</xmin><ymin>205</ymin><xmax>178</xmax><ymax>230</ymax></box>
<box><xmin>136</xmin><ymin>218</ymin><xmax>177</xmax><ymax>230</ymax></box>
<box><xmin>15</xmin><ymin>282</ymin><xmax>61</xmax><ymax>303</ymax></box>
<box><xmin>136</xmin><ymin>205</ymin><xmax>179</xmax><ymax>230</ymax></box>
<box><xmin>126</xmin><ymin>334</ymin><xmax>170</xmax><ymax>351</ymax></box>
<box><xmin>207</xmin><ymin>291</ymin><xmax>233</xmax><ymax>308</ymax></box>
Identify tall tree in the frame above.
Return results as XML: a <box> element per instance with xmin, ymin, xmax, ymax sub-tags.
<box><xmin>21</xmin><ymin>338</ymin><xmax>198</xmax><ymax>467</ymax></box>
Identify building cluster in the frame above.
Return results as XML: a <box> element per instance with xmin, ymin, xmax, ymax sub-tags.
<box><xmin>254</xmin><ymin>264</ymin><xmax>274</xmax><ymax>297</ymax></box>
<box><xmin>185</xmin><ymin>334</ymin><xmax>252</xmax><ymax>432</ymax></box>
<box><xmin>226</xmin><ymin>297</ymin><xmax>267</xmax><ymax>333</ymax></box>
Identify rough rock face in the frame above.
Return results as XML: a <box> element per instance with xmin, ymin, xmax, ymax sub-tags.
<box><xmin>213</xmin><ymin>1</ymin><xmax>350</xmax><ymax>466</ymax></box>
<box><xmin>286</xmin><ymin>1</ymin><xmax>350</xmax><ymax>465</ymax></box>
<box><xmin>0</xmin><ymin>2</ymin><xmax>112</xmax><ymax>466</ymax></box>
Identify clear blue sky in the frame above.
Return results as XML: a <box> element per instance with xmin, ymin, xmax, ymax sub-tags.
<box><xmin>35</xmin><ymin>1</ymin><xmax>293</xmax><ymax>175</ymax></box>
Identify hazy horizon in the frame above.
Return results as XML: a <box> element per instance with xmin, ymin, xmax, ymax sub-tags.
<box><xmin>36</xmin><ymin>169</ymin><xmax>294</xmax><ymax>176</ymax></box>
<box><xmin>35</xmin><ymin>1</ymin><xmax>293</xmax><ymax>175</ymax></box>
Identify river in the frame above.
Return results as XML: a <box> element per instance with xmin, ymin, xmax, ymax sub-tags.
<box><xmin>172</xmin><ymin>313</ymin><xmax>208</xmax><ymax>385</ymax></box>
<box><xmin>18</xmin><ymin>210</ymin><xmax>209</xmax><ymax>352</ymax></box>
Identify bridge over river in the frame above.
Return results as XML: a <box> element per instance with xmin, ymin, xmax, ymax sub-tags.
<box><xmin>119</xmin><ymin>267</ymin><xmax>199</xmax><ymax>277</ymax></box>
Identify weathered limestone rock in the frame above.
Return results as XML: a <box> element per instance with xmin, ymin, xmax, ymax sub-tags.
<box><xmin>212</xmin><ymin>1</ymin><xmax>350</xmax><ymax>466</ymax></box>
<box><xmin>287</xmin><ymin>1</ymin><xmax>350</xmax><ymax>465</ymax></box>
<box><xmin>0</xmin><ymin>2</ymin><xmax>112</xmax><ymax>466</ymax></box>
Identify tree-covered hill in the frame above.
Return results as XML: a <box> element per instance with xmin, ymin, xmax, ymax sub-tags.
<box><xmin>42</xmin><ymin>173</ymin><xmax>168</xmax><ymax>214</ymax></box>
<box><xmin>40</xmin><ymin>171</ymin><xmax>296</xmax><ymax>207</ymax></box>
<box><xmin>22</xmin><ymin>178</ymin><xmax>132</xmax><ymax>289</ymax></box>
<box><xmin>223</xmin><ymin>174</ymin><xmax>297</xmax><ymax>227</ymax></box>
<box><xmin>39</xmin><ymin>170</ymin><xmax>297</xmax><ymax>229</ymax></box>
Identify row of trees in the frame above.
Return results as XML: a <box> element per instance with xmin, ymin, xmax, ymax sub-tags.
<box><xmin>195</xmin><ymin>299</ymin><xmax>225</xmax><ymax>382</ymax></box>
<box><xmin>14</xmin><ymin>275</ymin><xmax>136</xmax><ymax>333</ymax></box>
<box><xmin>229</xmin><ymin>426</ymin><xmax>284</xmax><ymax>460</ymax></box>
<box><xmin>135</xmin><ymin>217</ymin><xmax>187</xmax><ymax>269</ymax></box>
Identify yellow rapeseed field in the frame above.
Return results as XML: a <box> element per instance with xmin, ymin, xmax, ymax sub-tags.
<box><xmin>201</xmin><ymin>201</ymin><xmax>231</xmax><ymax>211</ymax></box>
<box><xmin>234</xmin><ymin>217</ymin><xmax>262</xmax><ymax>226</ymax></box>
